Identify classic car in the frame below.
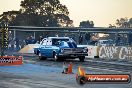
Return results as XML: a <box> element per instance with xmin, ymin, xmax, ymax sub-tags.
<box><xmin>34</xmin><ymin>37</ymin><xmax>88</xmax><ymax>61</ymax></box>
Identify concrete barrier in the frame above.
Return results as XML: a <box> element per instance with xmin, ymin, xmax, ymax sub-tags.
<box><xmin>87</xmin><ymin>45</ymin><xmax>99</xmax><ymax>58</ymax></box>
<box><xmin>18</xmin><ymin>44</ymin><xmax>40</xmax><ymax>53</ymax></box>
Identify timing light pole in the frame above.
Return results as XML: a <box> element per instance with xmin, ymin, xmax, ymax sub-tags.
<box><xmin>0</xmin><ymin>22</ymin><xmax>8</xmax><ymax>56</ymax></box>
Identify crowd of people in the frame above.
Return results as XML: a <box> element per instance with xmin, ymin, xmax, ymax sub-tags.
<box><xmin>8</xmin><ymin>36</ymin><xmax>37</xmax><ymax>51</ymax></box>
<box><xmin>78</xmin><ymin>33</ymin><xmax>99</xmax><ymax>45</ymax></box>
<box><xmin>25</xmin><ymin>36</ymin><xmax>37</xmax><ymax>45</ymax></box>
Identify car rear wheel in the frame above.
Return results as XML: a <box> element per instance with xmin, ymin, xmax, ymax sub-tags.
<box><xmin>79</xmin><ymin>56</ymin><xmax>85</xmax><ymax>62</ymax></box>
<box><xmin>53</xmin><ymin>52</ymin><xmax>60</xmax><ymax>61</ymax></box>
<box><xmin>38</xmin><ymin>52</ymin><xmax>46</xmax><ymax>60</ymax></box>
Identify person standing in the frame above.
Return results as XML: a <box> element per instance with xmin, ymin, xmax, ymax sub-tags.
<box><xmin>25</xmin><ymin>37</ymin><xmax>29</xmax><ymax>45</ymax></box>
<box><xmin>79</xmin><ymin>35</ymin><xmax>83</xmax><ymax>44</ymax></box>
<box><xmin>15</xmin><ymin>37</ymin><xmax>20</xmax><ymax>51</ymax></box>
<box><xmin>85</xmin><ymin>33</ymin><xmax>91</xmax><ymax>44</ymax></box>
<box><xmin>10</xmin><ymin>38</ymin><xmax>15</xmax><ymax>51</ymax></box>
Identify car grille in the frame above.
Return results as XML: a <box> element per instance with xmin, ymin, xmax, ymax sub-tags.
<box><xmin>62</xmin><ymin>48</ymin><xmax>83</xmax><ymax>53</ymax></box>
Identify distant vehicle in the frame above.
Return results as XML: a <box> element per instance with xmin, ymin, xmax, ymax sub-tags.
<box><xmin>95</xmin><ymin>39</ymin><xmax>115</xmax><ymax>46</ymax></box>
<box><xmin>34</xmin><ymin>37</ymin><xmax>88</xmax><ymax>61</ymax></box>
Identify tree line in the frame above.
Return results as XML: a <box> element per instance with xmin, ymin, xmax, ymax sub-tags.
<box><xmin>0</xmin><ymin>0</ymin><xmax>94</xmax><ymax>28</ymax></box>
<box><xmin>109</xmin><ymin>18</ymin><xmax>132</xmax><ymax>28</ymax></box>
<box><xmin>0</xmin><ymin>0</ymin><xmax>73</xmax><ymax>27</ymax></box>
<box><xmin>0</xmin><ymin>0</ymin><xmax>132</xmax><ymax>28</ymax></box>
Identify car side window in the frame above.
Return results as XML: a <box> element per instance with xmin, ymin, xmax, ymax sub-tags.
<box><xmin>41</xmin><ymin>39</ymin><xmax>47</xmax><ymax>45</ymax></box>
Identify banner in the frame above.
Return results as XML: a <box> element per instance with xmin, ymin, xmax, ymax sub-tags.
<box><xmin>76</xmin><ymin>66</ymin><xmax>131</xmax><ymax>85</ymax></box>
<box><xmin>87</xmin><ymin>46</ymin><xmax>99</xmax><ymax>58</ymax></box>
<box><xmin>0</xmin><ymin>56</ymin><xmax>23</xmax><ymax>65</ymax></box>
<box><xmin>86</xmin><ymin>74</ymin><xmax>130</xmax><ymax>83</ymax></box>
<box><xmin>99</xmin><ymin>46</ymin><xmax>132</xmax><ymax>59</ymax></box>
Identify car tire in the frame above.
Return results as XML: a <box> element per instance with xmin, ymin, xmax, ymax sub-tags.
<box><xmin>54</xmin><ymin>54</ymin><xmax>59</xmax><ymax>61</ymax></box>
<box><xmin>38</xmin><ymin>52</ymin><xmax>43</xmax><ymax>60</ymax></box>
<box><xmin>79</xmin><ymin>56</ymin><xmax>85</xmax><ymax>62</ymax></box>
<box><xmin>53</xmin><ymin>52</ymin><xmax>60</xmax><ymax>61</ymax></box>
<box><xmin>38</xmin><ymin>52</ymin><xmax>46</xmax><ymax>60</ymax></box>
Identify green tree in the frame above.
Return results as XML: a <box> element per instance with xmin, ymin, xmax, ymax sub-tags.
<box><xmin>19</xmin><ymin>0</ymin><xmax>73</xmax><ymax>27</ymax></box>
<box><xmin>128</xmin><ymin>18</ymin><xmax>132</xmax><ymax>28</ymax></box>
<box><xmin>108</xmin><ymin>24</ymin><xmax>116</xmax><ymax>28</ymax></box>
<box><xmin>79</xmin><ymin>20</ymin><xmax>94</xmax><ymax>28</ymax></box>
<box><xmin>109</xmin><ymin>17</ymin><xmax>132</xmax><ymax>46</ymax></box>
<box><xmin>116</xmin><ymin>18</ymin><xmax>130</xmax><ymax>28</ymax></box>
<box><xmin>0</xmin><ymin>11</ymin><xmax>20</xmax><ymax>26</ymax></box>
<box><xmin>0</xmin><ymin>0</ymin><xmax>73</xmax><ymax>27</ymax></box>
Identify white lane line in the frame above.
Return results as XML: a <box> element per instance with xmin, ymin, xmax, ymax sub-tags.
<box><xmin>84</xmin><ymin>66</ymin><xmax>131</xmax><ymax>73</ymax></box>
<box><xmin>85</xmin><ymin>59</ymin><xmax>132</xmax><ymax>66</ymax></box>
<box><xmin>0</xmin><ymin>81</ymin><xmax>32</xmax><ymax>88</ymax></box>
<box><xmin>23</xmin><ymin>60</ymin><xmax>36</xmax><ymax>63</ymax></box>
<box><xmin>10</xmin><ymin>79</ymin><xmax>77</xmax><ymax>88</ymax></box>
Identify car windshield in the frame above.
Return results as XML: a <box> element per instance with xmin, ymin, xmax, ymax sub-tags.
<box><xmin>52</xmin><ymin>38</ymin><xmax>69</xmax><ymax>46</ymax></box>
<box><xmin>67</xmin><ymin>41</ymin><xmax>77</xmax><ymax>48</ymax></box>
<box><xmin>60</xmin><ymin>41</ymin><xmax>77</xmax><ymax>48</ymax></box>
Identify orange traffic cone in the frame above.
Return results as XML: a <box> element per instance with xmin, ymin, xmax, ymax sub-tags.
<box><xmin>67</xmin><ymin>62</ymin><xmax>73</xmax><ymax>74</ymax></box>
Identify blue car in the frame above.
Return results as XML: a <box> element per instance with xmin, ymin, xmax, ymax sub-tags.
<box><xmin>34</xmin><ymin>37</ymin><xmax>88</xmax><ymax>61</ymax></box>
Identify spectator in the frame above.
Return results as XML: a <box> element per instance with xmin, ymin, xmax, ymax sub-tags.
<box><xmin>115</xmin><ymin>34</ymin><xmax>121</xmax><ymax>46</ymax></box>
<box><xmin>25</xmin><ymin>37</ymin><xmax>29</xmax><ymax>45</ymax></box>
<box><xmin>89</xmin><ymin>34</ymin><xmax>98</xmax><ymax>45</ymax></box>
<box><xmin>28</xmin><ymin>36</ymin><xmax>33</xmax><ymax>44</ymax></box>
<box><xmin>39</xmin><ymin>36</ymin><xmax>43</xmax><ymax>42</ymax></box>
<box><xmin>15</xmin><ymin>37</ymin><xmax>20</xmax><ymax>51</ymax></box>
<box><xmin>85</xmin><ymin>33</ymin><xmax>91</xmax><ymax>44</ymax></box>
<box><xmin>10</xmin><ymin>38</ymin><xmax>15</xmax><ymax>51</ymax></box>
<box><xmin>27</xmin><ymin>36</ymin><xmax>37</xmax><ymax>44</ymax></box>
<box><xmin>31</xmin><ymin>37</ymin><xmax>37</xmax><ymax>44</ymax></box>
<box><xmin>128</xmin><ymin>34</ymin><xmax>132</xmax><ymax>45</ymax></box>
<box><xmin>78</xmin><ymin>35</ymin><xmax>83</xmax><ymax>44</ymax></box>
<box><xmin>20</xmin><ymin>40</ymin><xmax>26</xmax><ymax>48</ymax></box>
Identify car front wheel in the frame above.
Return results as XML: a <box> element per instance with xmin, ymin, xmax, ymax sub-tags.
<box><xmin>53</xmin><ymin>52</ymin><xmax>60</xmax><ymax>61</ymax></box>
<box><xmin>54</xmin><ymin>54</ymin><xmax>59</xmax><ymax>61</ymax></box>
